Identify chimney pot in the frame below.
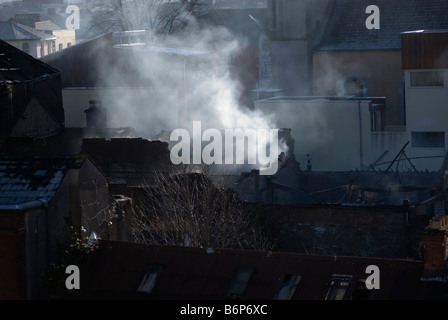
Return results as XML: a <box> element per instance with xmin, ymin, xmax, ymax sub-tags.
<box><xmin>85</xmin><ymin>100</ymin><xmax>107</xmax><ymax>128</ymax></box>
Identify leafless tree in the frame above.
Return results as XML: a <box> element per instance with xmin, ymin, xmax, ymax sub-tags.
<box><xmin>83</xmin><ymin>0</ymin><xmax>206</xmax><ymax>40</ymax></box>
<box><xmin>131</xmin><ymin>166</ymin><xmax>274</xmax><ymax>251</ymax></box>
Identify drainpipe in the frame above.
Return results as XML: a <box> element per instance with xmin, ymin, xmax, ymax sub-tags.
<box><xmin>358</xmin><ymin>100</ymin><xmax>363</xmax><ymax>170</ymax></box>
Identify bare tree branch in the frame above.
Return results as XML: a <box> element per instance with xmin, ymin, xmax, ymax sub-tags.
<box><xmin>83</xmin><ymin>0</ymin><xmax>206</xmax><ymax>40</ymax></box>
<box><xmin>131</xmin><ymin>166</ymin><xmax>274</xmax><ymax>251</ymax></box>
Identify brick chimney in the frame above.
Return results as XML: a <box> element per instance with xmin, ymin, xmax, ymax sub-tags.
<box><xmin>84</xmin><ymin>100</ymin><xmax>107</xmax><ymax>128</ymax></box>
<box><xmin>422</xmin><ymin>215</ymin><xmax>448</xmax><ymax>279</ymax></box>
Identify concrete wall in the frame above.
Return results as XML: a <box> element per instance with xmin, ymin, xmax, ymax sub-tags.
<box><xmin>254</xmin><ymin>98</ymin><xmax>371</xmax><ymax>171</ymax></box>
<box><xmin>268</xmin><ymin>0</ymin><xmax>332</xmax><ymax>40</ymax></box>
<box><xmin>405</xmin><ymin>69</ymin><xmax>448</xmax><ymax>172</ymax></box>
<box><xmin>258</xmin><ymin>0</ymin><xmax>332</xmax><ymax>96</ymax></box>
<box><xmin>6</xmin><ymin>40</ymin><xmax>41</xmax><ymax>58</ymax></box>
<box><xmin>271</xmin><ymin>40</ymin><xmax>310</xmax><ymax>95</ymax></box>
<box><xmin>405</xmin><ymin>70</ymin><xmax>448</xmax><ymax>133</ymax></box>
<box><xmin>376</xmin><ymin>69</ymin><xmax>448</xmax><ymax>172</ymax></box>
<box><xmin>53</xmin><ymin>29</ymin><xmax>76</xmax><ymax>50</ymax></box>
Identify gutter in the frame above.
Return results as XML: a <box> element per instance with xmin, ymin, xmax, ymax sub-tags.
<box><xmin>0</xmin><ymin>199</ymin><xmax>49</xmax><ymax>211</ymax></box>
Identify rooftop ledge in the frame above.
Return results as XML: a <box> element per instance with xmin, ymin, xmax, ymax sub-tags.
<box><xmin>255</xmin><ymin>96</ymin><xmax>386</xmax><ymax>103</ymax></box>
<box><xmin>402</xmin><ymin>29</ymin><xmax>448</xmax><ymax>34</ymax></box>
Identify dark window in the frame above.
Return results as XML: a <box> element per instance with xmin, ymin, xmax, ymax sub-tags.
<box><xmin>227</xmin><ymin>267</ymin><xmax>254</xmax><ymax>297</ymax></box>
<box><xmin>137</xmin><ymin>264</ymin><xmax>164</xmax><ymax>294</ymax></box>
<box><xmin>351</xmin><ymin>280</ymin><xmax>372</xmax><ymax>300</ymax></box>
<box><xmin>411</xmin><ymin>132</ymin><xmax>445</xmax><ymax>148</ymax></box>
<box><xmin>410</xmin><ymin>71</ymin><xmax>444</xmax><ymax>87</ymax></box>
<box><xmin>325</xmin><ymin>275</ymin><xmax>352</xmax><ymax>300</ymax></box>
<box><xmin>274</xmin><ymin>274</ymin><xmax>302</xmax><ymax>300</ymax></box>
<box><xmin>59</xmin><ymin>43</ymin><xmax>63</xmax><ymax>51</ymax></box>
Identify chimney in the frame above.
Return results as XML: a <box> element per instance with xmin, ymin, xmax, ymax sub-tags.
<box><xmin>278</xmin><ymin>128</ymin><xmax>295</xmax><ymax>159</ymax></box>
<box><xmin>422</xmin><ymin>215</ymin><xmax>448</xmax><ymax>279</ymax></box>
<box><xmin>84</xmin><ymin>100</ymin><xmax>107</xmax><ymax>128</ymax></box>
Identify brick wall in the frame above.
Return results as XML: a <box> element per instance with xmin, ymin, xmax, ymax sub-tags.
<box><xmin>423</xmin><ymin>233</ymin><xmax>447</xmax><ymax>272</ymax></box>
<box><xmin>264</xmin><ymin>204</ymin><xmax>429</xmax><ymax>259</ymax></box>
<box><xmin>422</xmin><ymin>216</ymin><xmax>448</xmax><ymax>277</ymax></box>
<box><xmin>0</xmin><ymin>211</ymin><xmax>26</xmax><ymax>299</ymax></box>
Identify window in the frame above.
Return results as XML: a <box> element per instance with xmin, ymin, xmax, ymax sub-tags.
<box><xmin>325</xmin><ymin>275</ymin><xmax>352</xmax><ymax>300</ymax></box>
<box><xmin>274</xmin><ymin>274</ymin><xmax>302</xmax><ymax>300</ymax></box>
<box><xmin>137</xmin><ymin>264</ymin><xmax>164</xmax><ymax>294</ymax></box>
<box><xmin>411</xmin><ymin>132</ymin><xmax>445</xmax><ymax>148</ymax></box>
<box><xmin>22</xmin><ymin>43</ymin><xmax>29</xmax><ymax>54</ymax></box>
<box><xmin>410</xmin><ymin>71</ymin><xmax>444</xmax><ymax>87</ymax></box>
<box><xmin>227</xmin><ymin>267</ymin><xmax>254</xmax><ymax>297</ymax></box>
<box><xmin>59</xmin><ymin>43</ymin><xmax>63</xmax><ymax>51</ymax></box>
<box><xmin>67</xmin><ymin>43</ymin><xmax>72</xmax><ymax>48</ymax></box>
<box><xmin>351</xmin><ymin>280</ymin><xmax>372</xmax><ymax>300</ymax></box>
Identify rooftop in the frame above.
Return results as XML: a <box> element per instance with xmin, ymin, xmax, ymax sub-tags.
<box><xmin>114</xmin><ymin>43</ymin><xmax>212</xmax><ymax>57</ymax></box>
<box><xmin>0</xmin><ymin>156</ymin><xmax>85</xmax><ymax>210</ymax></box>
<box><xmin>34</xmin><ymin>20</ymin><xmax>61</xmax><ymax>31</ymax></box>
<box><xmin>0</xmin><ymin>39</ymin><xmax>59</xmax><ymax>83</ymax></box>
<box><xmin>0</xmin><ymin>21</ymin><xmax>56</xmax><ymax>41</ymax></box>
<box><xmin>69</xmin><ymin>239</ymin><xmax>426</xmax><ymax>300</ymax></box>
<box><xmin>317</xmin><ymin>0</ymin><xmax>448</xmax><ymax>51</ymax></box>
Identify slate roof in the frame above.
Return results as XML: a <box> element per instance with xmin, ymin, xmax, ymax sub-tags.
<box><xmin>34</xmin><ymin>20</ymin><xmax>61</xmax><ymax>32</ymax></box>
<box><xmin>0</xmin><ymin>21</ymin><xmax>56</xmax><ymax>41</ymax></box>
<box><xmin>0</xmin><ymin>39</ymin><xmax>60</xmax><ymax>82</ymax></box>
<box><xmin>0</xmin><ymin>157</ymin><xmax>85</xmax><ymax>209</ymax></box>
<box><xmin>317</xmin><ymin>0</ymin><xmax>448</xmax><ymax>51</ymax></box>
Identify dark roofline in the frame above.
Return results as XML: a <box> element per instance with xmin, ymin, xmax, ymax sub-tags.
<box><xmin>402</xmin><ymin>29</ymin><xmax>448</xmax><ymax>34</ymax></box>
<box><xmin>316</xmin><ymin>47</ymin><xmax>402</xmax><ymax>53</ymax></box>
<box><xmin>71</xmin><ymin>239</ymin><xmax>426</xmax><ymax>300</ymax></box>
<box><xmin>13</xmin><ymin>21</ymin><xmax>57</xmax><ymax>41</ymax></box>
<box><xmin>0</xmin><ymin>39</ymin><xmax>60</xmax><ymax>83</ymax></box>
<box><xmin>95</xmin><ymin>239</ymin><xmax>425</xmax><ymax>267</ymax></box>
<box><xmin>0</xmin><ymin>199</ymin><xmax>48</xmax><ymax>211</ymax></box>
<box><xmin>39</xmin><ymin>32</ymin><xmax>112</xmax><ymax>61</ymax></box>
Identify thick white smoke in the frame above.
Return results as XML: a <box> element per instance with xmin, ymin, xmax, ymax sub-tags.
<box><xmin>92</xmin><ymin>11</ymin><xmax>285</xmax><ymax>174</ymax></box>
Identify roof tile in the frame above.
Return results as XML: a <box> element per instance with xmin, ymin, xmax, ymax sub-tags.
<box><xmin>317</xmin><ymin>0</ymin><xmax>448</xmax><ymax>51</ymax></box>
<box><xmin>0</xmin><ymin>157</ymin><xmax>84</xmax><ymax>206</ymax></box>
